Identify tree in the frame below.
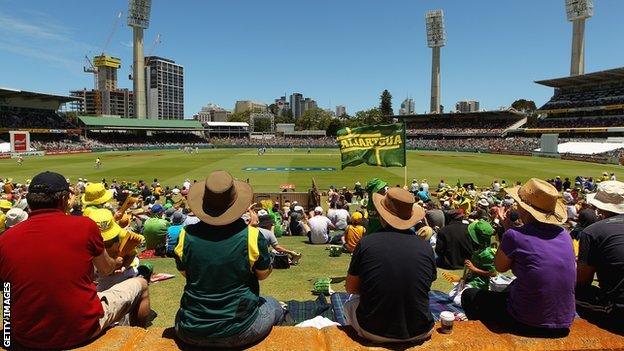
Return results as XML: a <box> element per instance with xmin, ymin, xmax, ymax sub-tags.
<box><xmin>379</xmin><ymin>89</ymin><xmax>394</xmax><ymax>118</ymax></box>
<box><xmin>268</xmin><ymin>103</ymin><xmax>279</xmax><ymax>115</ymax></box>
<box><xmin>275</xmin><ymin>109</ymin><xmax>294</xmax><ymax>124</ymax></box>
<box><xmin>350</xmin><ymin>108</ymin><xmax>384</xmax><ymax>127</ymax></box>
<box><xmin>228</xmin><ymin>110</ymin><xmax>251</xmax><ymax>124</ymax></box>
<box><xmin>511</xmin><ymin>99</ymin><xmax>537</xmax><ymax>113</ymax></box>
<box><xmin>295</xmin><ymin>108</ymin><xmax>333</xmax><ymax>131</ymax></box>
<box><xmin>326</xmin><ymin>118</ymin><xmax>344</xmax><ymax>136</ymax></box>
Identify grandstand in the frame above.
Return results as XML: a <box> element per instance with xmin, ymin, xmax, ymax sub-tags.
<box><xmin>399</xmin><ymin>109</ymin><xmax>526</xmax><ymax>137</ymax></box>
<box><xmin>530</xmin><ymin>67</ymin><xmax>624</xmax><ymax>133</ymax></box>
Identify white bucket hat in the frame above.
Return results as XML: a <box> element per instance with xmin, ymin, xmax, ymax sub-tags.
<box><xmin>586</xmin><ymin>181</ymin><xmax>624</xmax><ymax>214</ymax></box>
<box><xmin>5</xmin><ymin>208</ymin><xmax>28</xmax><ymax>228</ymax></box>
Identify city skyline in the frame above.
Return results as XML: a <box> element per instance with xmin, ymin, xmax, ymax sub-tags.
<box><xmin>1</xmin><ymin>1</ymin><xmax>623</xmax><ymax>117</ymax></box>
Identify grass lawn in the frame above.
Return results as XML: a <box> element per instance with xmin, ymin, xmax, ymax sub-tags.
<box><xmin>0</xmin><ymin>148</ymin><xmax>620</xmax><ymax>192</ymax></box>
<box><xmin>144</xmin><ymin>235</ymin><xmax>462</xmax><ymax>328</ymax></box>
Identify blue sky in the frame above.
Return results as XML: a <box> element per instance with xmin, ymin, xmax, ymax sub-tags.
<box><xmin>1</xmin><ymin>0</ymin><xmax>623</xmax><ymax>117</ymax></box>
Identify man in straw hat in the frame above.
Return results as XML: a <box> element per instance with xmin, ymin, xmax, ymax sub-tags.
<box><xmin>0</xmin><ymin>171</ymin><xmax>150</xmax><ymax>349</ymax></box>
<box><xmin>576</xmin><ymin>180</ymin><xmax>624</xmax><ymax>331</ymax></box>
<box><xmin>461</xmin><ymin>178</ymin><xmax>576</xmax><ymax>335</ymax></box>
<box><xmin>173</xmin><ymin>170</ymin><xmax>283</xmax><ymax>348</ymax></box>
<box><xmin>344</xmin><ymin>187</ymin><xmax>435</xmax><ymax>343</ymax></box>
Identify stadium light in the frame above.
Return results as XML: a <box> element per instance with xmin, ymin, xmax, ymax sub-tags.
<box><xmin>127</xmin><ymin>0</ymin><xmax>152</xmax><ymax>119</ymax></box>
<box><xmin>565</xmin><ymin>0</ymin><xmax>593</xmax><ymax>76</ymax></box>
<box><xmin>425</xmin><ymin>10</ymin><xmax>446</xmax><ymax>48</ymax></box>
<box><xmin>127</xmin><ymin>0</ymin><xmax>152</xmax><ymax>29</ymax></box>
<box><xmin>426</xmin><ymin>10</ymin><xmax>445</xmax><ymax>114</ymax></box>
<box><xmin>565</xmin><ymin>0</ymin><xmax>593</xmax><ymax>21</ymax></box>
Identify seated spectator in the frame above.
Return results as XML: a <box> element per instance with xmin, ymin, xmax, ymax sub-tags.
<box><xmin>142</xmin><ymin>204</ymin><xmax>169</xmax><ymax>252</ymax></box>
<box><xmin>343</xmin><ymin>211</ymin><xmax>366</xmax><ymax>253</ymax></box>
<box><xmin>4</xmin><ymin>207</ymin><xmax>28</xmax><ymax>229</ymax></box>
<box><xmin>344</xmin><ymin>187</ymin><xmax>435</xmax><ymax>343</ymax></box>
<box><xmin>577</xmin><ymin>181</ymin><xmax>624</xmax><ymax>332</ymax></box>
<box><xmin>332</xmin><ymin>204</ymin><xmax>350</xmax><ymax>231</ymax></box>
<box><xmin>461</xmin><ymin>178</ymin><xmax>575</xmax><ymax>336</ymax></box>
<box><xmin>257</xmin><ymin>210</ymin><xmax>301</xmax><ymax>264</ymax></box>
<box><xmin>174</xmin><ymin>171</ymin><xmax>284</xmax><ymax>348</ymax></box>
<box><xmin>288</xmin><ymin>205</ymin><xmax>308</xmax><ymax>236</ymax></box>
<box><xmin>308</xmin><ymin>206</ymin><xmax>336</xmax><ymax>244</ymax></box>
<box><xmin>166</xmin><ymin>211</ymin><xmax>186</xmax><ymax>256</ymax></box>
<box><xmin>435</xmin><ymin>209</ymin><xmax>474</xmax><ymax>269</ymax></box>
<box><xmin>0</xmin><ymin>171</ymin><xmax>150</xmax><ymax>349</ymax></box>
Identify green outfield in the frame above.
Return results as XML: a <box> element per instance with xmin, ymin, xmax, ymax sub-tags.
<box><xmin>0</xmin><ymin>148</ymin><xmax>620</xmax><ymax>191</ymax></box>
<box><xmin>2</xmin><ymin>148</ymin><xmax>619</xmax><ymax>328</ymax></box>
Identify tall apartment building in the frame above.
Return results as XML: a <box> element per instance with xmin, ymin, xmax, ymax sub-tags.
<box><xmin>399</xmin><ymin>98</ymin><xmax>415</xmax><ymax>115</ymax></box>
<box><xmin>145</xmin><ymin>56</ymin><xmax>184</xmax><ymax>120</ymax></box>
<box><xmin>70</xmin><ymin>88</ymin><xmax>134</xmax><ymax>117</ymax></box>
<box><xmin>335</xmin><ymin>105</ymin><xmax>346</xmax><ymax>117</ymax></box>
<box><xmin>274</xmin><ymin>96</ymin><xmax>290</xmax><ymax>115</ymax></box>
<box><xmin>455</xmin><ymin>100</ymin><xmax>480</xmax><ymax>113</ymax></box>
<box><xmin>290</xmin><ymin>93</ymin><xmax>303</xmax><ymax>118</ymax></box>
<box><xmin>234</xmin><ymin>100</ymin><xmax>268</xmax><ymax>114</ymax></box>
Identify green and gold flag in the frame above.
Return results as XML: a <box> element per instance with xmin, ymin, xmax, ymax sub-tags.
<box><xmin>336</xmin><ymin>123</ymin><xmax>406</xmax><ymax>169</ymax></box>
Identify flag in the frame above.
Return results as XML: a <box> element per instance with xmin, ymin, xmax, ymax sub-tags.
<box><xmin>336</xmin><ymin>123</ymin><xmax>406</xmax><ymax>169</ymax></box>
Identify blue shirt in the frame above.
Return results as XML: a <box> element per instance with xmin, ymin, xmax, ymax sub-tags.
<box><xmin>416</xmin><ymin>190</ymin><xmax>430</xmax><ymax>202</ymax></box>
<box><xmin>166</xmin><ymin>224</ymin><xmax>184</xmax><ymax>254</ymax></box>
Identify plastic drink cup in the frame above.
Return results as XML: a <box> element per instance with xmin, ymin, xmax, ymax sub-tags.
<box><xmin>440</xmin><ymin>311</ymin><xmax>455</xmax><ymax>334</ymax></box>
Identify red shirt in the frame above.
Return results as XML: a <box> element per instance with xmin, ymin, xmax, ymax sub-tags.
<box><xmin>0</xmin><ymin>209</ymin><xmax>104</xmax><ymax>349</ymax></box>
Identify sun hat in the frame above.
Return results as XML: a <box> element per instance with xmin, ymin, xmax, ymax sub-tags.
<box><xmin>478</xmin><ymin>198</ymin><xmax>490</xmax><ymax>208</ymax></box>
<box><xmin>87</xmin><ymin>208</ymin><xmax>122</xmax><ymax>241</ymax></box>
<box><xmin>366</xmin><ymin>178</ymin><xmax>388</xmax><ymax>194</ymax></box>
<box><xmin>172</xmin><ymin>188</ymin><xmax>181</xmax><ymax>195</ymax></box>
<box><xmin>171</xmin><ymin>211</ymin><xmax>186</xmax><ymax>225</ymax></box>
<box><xmin>258</xmin><ymin>214</ymin><xmax>274</xmax><ymax>229</ymax></box>
<box><xmin>257</xmin><ymin>209</ymin><xmax>269</xmax><ymax>216</ymax></box>
<box><xmin>0</xmin><ymin>200</ymin><xmax>11</xmax><ymax>211</ymax></box>
<box><xmin>468</xmin><ymin>220</ymin><xmax>494</xmax><ymax>245</ymax></box>
<box><xmin>294</xmin><ymin>205</ymin><xmax>304</xmax><ymax>212</ymax></box>
<box><xmin>164</xmin><ymin>206</ymin><xmax>176</xmax><ymax>218</ymax></box>
<box><xmin>82</xmin><ymin>183</ymin><xmax>113</xmax><ymax>206</ymax></box>
<box><xmin>416</xmin><ymin>226</ymin><xmax>434</xmax><ymax>241</ymax></box>
<box><xmin>351</xmin><ymin>211</ymin><xmax>363</xmax><ymax>224</ymax></box>
<box><xmin>505</xmin><ymin>178</ymin><xmax>567</xmax><ymax>225</ymax></box>
<box><xmin>5</xmin><ymin>208</ymin><xmax>28</xmax><ymax>228</ymax></box>
<box><xmin>314</xmin><ymin>206</ymin><xmax>323</xmax><ymax>214</ymax></box>
<box><xmin>586</xmin><ymin>180</ymin><xmax>624</xmax><ymax>214</ymax></box>
<box><xmin>187</xmin><ymin>170</ymin><xmax>253</xmax><ymax>226</ymax></box>
<box><xmin>372</xmin><ymin>187</ymin><xmax>425</xmax><ymax>230</ymax></box>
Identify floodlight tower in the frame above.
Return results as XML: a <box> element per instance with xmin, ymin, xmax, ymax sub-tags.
<box><xmin>127</xmin><ymin>0</ymin><xmax>152</xmax><ymax>119</ymax></box>
<box><xmin>426</xmin><ymin>10</ymin><xmax>446</xmax><ymax>114</ymax></box>
<box><xmin>566</xmin><ymin>0</ymin><xmax>593</xmax><ymax>76</ymax></box>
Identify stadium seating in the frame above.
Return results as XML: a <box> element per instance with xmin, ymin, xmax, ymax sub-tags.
<box><xmin>541</xmin><ymin>84</ymin><xmax>624</xmax><ymax>110</ymax></box>
<box><xmin>405</xmin><ymin>116</ymin><xmax>523</xmax><ymax>137</ymax></box>
<box><xmin>0</xmin><ymin>109</ymin><xmax>77</xmax><ymax>129</ymax></box>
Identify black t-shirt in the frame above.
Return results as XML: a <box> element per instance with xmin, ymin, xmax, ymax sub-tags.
<box><xmin>435</xmin><ymin>220</ymin><xmax>475</xmax><ymax>269</ymax></box>
<box><xmin>578</xmin><ymin>215</ymin><xmax>624</xmax><ymax>304</ymax></box>
<box><xmin>348</xmin><ymin>230</ymin><xmax>436</xmax><ymax>339</ymax></box>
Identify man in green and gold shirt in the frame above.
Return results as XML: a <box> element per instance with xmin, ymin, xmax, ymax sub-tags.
<box><xmin>174</xmin><ymin>171</ymin><xmax>284</xmax><ymax>348</ymax></box>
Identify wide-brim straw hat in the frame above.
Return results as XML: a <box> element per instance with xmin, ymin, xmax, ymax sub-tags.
<box><xmin>505</xmin><ymin>178</ymin><xmax>567</xmax><ymax>225</ymax></box>
<box><xmin>188</xmin><ymin>170</ymin><xmax>253</xmax><ymax>226</ymax></box>
<box><xmin>372</xmin><ymin>187</ymin><xmax>425</xmax><ymax>230</ymax></box>
<box><xmin>586</xmin><ymin>180</ymin><xmax>624</xmax><ymax>214</ymax></box>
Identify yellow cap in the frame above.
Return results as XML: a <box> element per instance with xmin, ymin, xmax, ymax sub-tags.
<box><xmin>87</xmin><ymin>208</ymin><xmax>121</xmax><ymax>241</ymax></box>
<box><xmin>0</xmin><ymin>200</ymin><xmax>12</xmax><ymax>211</ymax></box>
<box><xmin>351</xmin><ymin>212</ymin><xmax>363</xmax><ymax>223</ymax></box>
<box><xmin>82</xmin><ymin>183</ymin><xmax>113</xmax><ymax>206</ymax></box>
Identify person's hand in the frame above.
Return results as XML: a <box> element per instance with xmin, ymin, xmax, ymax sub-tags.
<box><xmin>114</xmin><ymin>256</ymin><xmax>124</xmax><ymax>269</ymax></box>
<box><xmin>464</xmin><ymin>259</ymin><xmax>476</xmax><ymax>271</ymax></box>
<box><xmin>247</xmin><ymin>203</ymin><xmax>259</xmax><ymax>226</ymax></box>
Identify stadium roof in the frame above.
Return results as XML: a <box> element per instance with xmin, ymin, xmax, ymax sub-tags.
<box><xmin>398</xmin><ymin>109</ymin><xmax>525</xmax><ymax>120</ymax></box>
<box><xmin>205</xmin><ymin>121</ymin><xmax>249</xmax><ymax>127</ymax></box>
<box><xmin>78</xmin><ymin>116</ymin><xmax>204</xmax><ymax>131</ymax></box>
<box><xmin>0</xmin><ymin>87</ymin><xmax>78</xmax><ymax>103</ymax></box>
<box><xmin>535</xmin><ymin>67</ymin><xmax>624</xmax><ymax>89</ymax></box>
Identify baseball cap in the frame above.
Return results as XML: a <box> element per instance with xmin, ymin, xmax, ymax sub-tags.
<box><xmin>314</xmin><ymin>206</ymin><xmax>323</xmax><ymax>214</ymax></box>
<box><xmin>29</xmin><ymin>171</ymin><xmax>71</xmax><ymax>194</ymax></box>
<box><xmin>171</xmin><ymin>211</ymin><xmax>186</xmax><ymax>225</ymax></box>
<box><xmin>151</xmin><ymin>204</ymin><xmax>165</xmax><ymax>214</ymax></box>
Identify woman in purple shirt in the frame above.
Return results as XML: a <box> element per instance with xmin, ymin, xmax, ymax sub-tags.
<box><xmin>462</xmin><ymin>178</ymin><xmax>576</xmax><ymax>335</ymax></box>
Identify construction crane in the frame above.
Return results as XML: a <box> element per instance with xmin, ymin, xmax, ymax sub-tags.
<box><xmin>101</xmin><ymin>11</ymin><xmax>123</xmax><ymax>55</ymax></box>
<box><xmin>147</xmin><ymin>33</ymin><xmax>161</xmax><ymax>57</ymax></box>
<box><xmin>83</xmin><ymin>55</ymin><xmax>97</xmax><ymax>90</ymax></box>
<box><xmin>83</xmin><ymin>11</ymin><xmax>123</xmax><ymax>89</ymax></box>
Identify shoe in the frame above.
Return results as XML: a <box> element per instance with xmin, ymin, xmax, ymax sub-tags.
<box><xmin>137</xmin><ymin>263</ymin><xmax>153</xmax><ymax>282</ymax></box>
<box><xmin>291</xmin><ymin>252</ymin><xmax>302</xmax><ymax>265</ymax></box>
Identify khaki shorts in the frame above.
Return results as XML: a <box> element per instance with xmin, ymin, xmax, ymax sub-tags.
<box><xmin>94</xmin><ymin>278</ymin><xmax>143</xmax><ymax>335</ymax></box>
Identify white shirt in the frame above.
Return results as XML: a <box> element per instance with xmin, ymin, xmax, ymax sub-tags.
<box><xmin>493</xmin><ymin>182</ymin><xmax>501</xmax><ymax>192</ymax></box>
<box><xmin>183</xmin><ymin>181</ymin><xmax>191</xmax><ymax>190</ymax></box>
<box><xmin>332</xmin><ymin>209</ymin><xmax>350</xmax><ymax>230</ymax></box>
<box><xmin>420</xmin><ymin>182</ymin><xmax>429</xmax><ymax>193</ymax></box>
<box><xmin>611</xmin><ymin>175</ymin><xmax>617</xmax><ymax>181</ymax></box>
<box><xmin>308</xmin><ymin>215</ymin><xmax>333</xmax><ymax>244</ymax></box>
<box><xmin>410</xmin><ymin>182</ymin><xmax>418</xmax><ymax>192</ymax></box>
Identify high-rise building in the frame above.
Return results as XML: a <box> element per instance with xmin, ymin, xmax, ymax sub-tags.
<box><xmin>290</xmin><ymin>93</ymin><xmax>303</xmax><ymax>118</ymax></box>
<box><xmin>303</xmin><ymin>97</ymin><xmax>317</xmax><ymax>112</ymax></box>
<box><xmin>274</xmin><ymin>96</ymin><xmax>290</xmax><ymax>115</ymax></box>
<box><xmin>194</xmin><ymin>103</ymin><xmax>231</xmax><ymax>123</ymax></box>
<box><xmin>455</xmin><ymin>100</ymin><xmax>480</xmax><ymax>113</ymax></box>
<box><xmin>335</xmin><ymin>105</ymin><xmax>346</xmax><ymax>117</ymax></box>
<box><xmin>145</xmin><ymin>56</ymin><xmax>184</xmax><ymax>120</ymax></box>
<box><xmin>234</xmin><ymin>100</ymin><xmax>267</xmax><ymax>114</ymax></box>
<box><xmin>399</xmin><ymin>99</ymin><xmax>415</xmax><ymax>115</ymax></box>
<box><xmin>70</xmin><ymin>88</ymin><xmax>134</xmax><ymax>117</ymax></box>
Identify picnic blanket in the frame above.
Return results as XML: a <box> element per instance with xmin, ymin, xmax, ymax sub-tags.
<box><xmin>331</xmin><ymin>290</ymin><xmax>465</xmax><ymax>326</ymax></box>
<box><xmin>285</xmin><ymin>294</ymin><xmax>334</xmax><ymax>324</ymax></box>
